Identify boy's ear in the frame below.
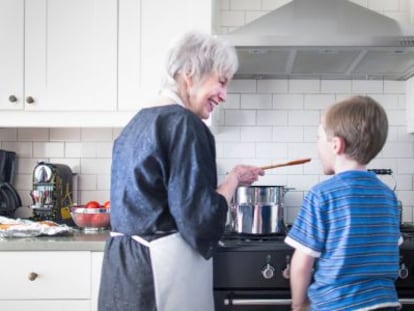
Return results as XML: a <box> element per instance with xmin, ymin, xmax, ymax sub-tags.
<box><xmin>332</xmin><ymin>136</ymin><xmax>346</xmax><ymax>154</ymax></box>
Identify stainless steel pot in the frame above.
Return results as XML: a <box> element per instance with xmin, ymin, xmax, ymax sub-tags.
<box><xmin>227</xmin><ymin>185</ymin><xmax>291</xmax><ymax>235</ymax></box>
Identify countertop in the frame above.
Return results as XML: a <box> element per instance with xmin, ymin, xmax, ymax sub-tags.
<box><xmin>0</xmin><ymin>230</ymin><xmax>109</xmax><ymax>252</ymax></box>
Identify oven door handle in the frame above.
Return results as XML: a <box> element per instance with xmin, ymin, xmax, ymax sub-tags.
<box><xmin>224</xmin><ymin>298</ymin><xmax>292</xmax><ymax>306</ymax></box>
<box><xmin>400</xmin><ymin>298</ymin><xmax>414</xmax><ymax>305</ymax></box>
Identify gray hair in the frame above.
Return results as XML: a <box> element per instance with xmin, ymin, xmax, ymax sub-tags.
<box><xmin>160</xmin><ymin>31</ymin><xmax>239</xmax><ymax>91</ymax></box>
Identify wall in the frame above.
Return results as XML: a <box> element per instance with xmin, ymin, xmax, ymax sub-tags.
<box><xmin>1</xmin><ymin>0</ymin><xmax>413</xmax><ymax>223</ymax></box>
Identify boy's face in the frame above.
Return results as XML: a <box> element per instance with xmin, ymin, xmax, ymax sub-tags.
<box><xmin>317</xmin><ymin>122</ymin><xmax>335</xmax><ymax>175</ymax></box>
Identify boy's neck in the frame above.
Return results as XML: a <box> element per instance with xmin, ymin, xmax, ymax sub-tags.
<box><xmin>334</xmin><ymin>156</ymin><xmax>366</xmax><ymax>174</ymax></box>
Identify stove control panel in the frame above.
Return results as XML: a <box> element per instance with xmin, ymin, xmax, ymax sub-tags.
<box><xmin>261</xmin><ymin>254</ymin><xmax>275</xmax><ymax>279</ymax></box>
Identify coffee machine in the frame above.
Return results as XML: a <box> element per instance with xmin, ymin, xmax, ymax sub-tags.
<box><xmin>30</xmin><ymin>162</ymin><xmax>74</xmax><ymax>225</ymax></box>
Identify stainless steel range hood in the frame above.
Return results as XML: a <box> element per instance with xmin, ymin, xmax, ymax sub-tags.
<box><xmin>219</xmin><ymin>0</ymin><xmax>414</xmax><ymax>80</ymax></box>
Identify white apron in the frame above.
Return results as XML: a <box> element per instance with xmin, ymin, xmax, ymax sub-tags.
<box><xmin>111</xmin><ymin>232</ymin><xmax>215</xmax><ymax>311</ymax></box>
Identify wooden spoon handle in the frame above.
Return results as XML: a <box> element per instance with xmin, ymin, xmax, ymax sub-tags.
<box><xmin>260</xmin><ymin>158</ymin><xmax>311</xmax><ymax>170</ymax></box>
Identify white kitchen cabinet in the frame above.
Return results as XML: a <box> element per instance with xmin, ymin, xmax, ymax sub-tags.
<box><xmin>0</xmin><ymin>250</ymin><xmax>104</xmax><ymax>311</ymax></box>
<box><xmin>0</xmin><ymin>0</ymin><xmax>132</xmax><ymax>127</ymax></box>
<box><xmin>0</xmin><ymin>0</ymin><xmax>24</xmax><ymax>111</ymax></box>
<box><xmin>118</xmin><ymin>0</ymin><xmax>214</xmax><ymax>110</ymax></box>
<box><xmin>0</xmin><ymin>0</ymin><xmax>214</xmax><ymax>126</ymax></box>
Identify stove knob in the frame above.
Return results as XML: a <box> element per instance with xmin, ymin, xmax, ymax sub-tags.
<box><xmin>261</xmin><ymin>263</ymin><xmax>275</xmax><ymax>279</ymax></box>
<box><xmin>399</xmin><ymin>263</ymin><xmax>409</xmax><ymax>280</ymax></box>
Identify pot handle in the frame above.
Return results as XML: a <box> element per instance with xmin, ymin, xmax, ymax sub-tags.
<box><xmin>283</xmin><ymin>187</ymin><xmax>295</xmax><ymax>195</ymax></box>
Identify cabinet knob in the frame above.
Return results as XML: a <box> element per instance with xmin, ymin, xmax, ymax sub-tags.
<box><xmin>28</xmin><ymin>272</ymin><xmax>38</xmax><ymax>281</ymax></box>
<box><xmin>26</xmin><ymin>96</ymin><xmax>35</xmax><ymax>104</ymax></box>
<box><xmin>8</xmin><ymin>95</ymin><xmax>18</xmax><ymax>103</ymax></box>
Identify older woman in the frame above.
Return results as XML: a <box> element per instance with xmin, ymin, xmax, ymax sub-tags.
<box><xmin>98</xmin><ymin>31</ymin><xmax>264</xmax><ymax>311</ymax></box>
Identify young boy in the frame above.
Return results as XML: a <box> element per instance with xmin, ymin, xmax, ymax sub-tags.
<box><xmin>285</xmin><ymin>96</ymin><xmax>401</xmax><ymax>311</ymax></box>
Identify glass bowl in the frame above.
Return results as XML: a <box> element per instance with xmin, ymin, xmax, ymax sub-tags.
<box><xmin>71</xmin><ymin>206</ymin><xmax>110</xmax><ymax>232</ymax></box>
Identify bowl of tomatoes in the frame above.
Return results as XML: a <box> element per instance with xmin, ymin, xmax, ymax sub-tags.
<box><xmin>71</xmin><ymin>200</ymin><xmax>110</xmax><ymax>232</ymax></box>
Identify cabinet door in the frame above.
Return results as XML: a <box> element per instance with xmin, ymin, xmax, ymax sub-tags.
<box><xmin>25</xmin><ymin>0</ymin><xmax>117</xmax><ymax>112</ymax></box>
<box><xmin>118</xmin><ymin>0</ymin><xmax>213</xmax><ymax>111</ymax></box>
<box><xmin>0</xmin><ymin>0</ymin><xmax>24</xmax><ymax>110</ymax></box>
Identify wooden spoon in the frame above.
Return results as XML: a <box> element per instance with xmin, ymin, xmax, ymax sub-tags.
<box><xmin>260</xmin><ymin>158</ymin><xmax>311</xmax><ymax>170</ymax></box>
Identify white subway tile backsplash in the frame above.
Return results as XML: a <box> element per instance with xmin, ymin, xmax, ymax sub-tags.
<box><xmin>215</xmin><ymin>127</ymin><xmax>241</xmax><ymax>142</ymax></box>
<box><xmin>225</xmin><ymin>110</ymin><xmax>256</xmax><ymax>125</ymax></box>
<box><xmin>352</xmin><ymin>80</ymin><xmax>383</xmax><ymax>93</ymax></box>
<box><xmin>80</xmin><ymin>158</ymin><xmax>111</xmax><ymax>174</ymax></box>
<box><xmin>255</xmin><ymin>142</ymin><xmax>288</xmax><ymax>159</ymax></box>
<box><xmin>241</xmin><ymin>127</ymin><xmax>273</xmax><ymax>142</ymax></box>
<box><xmin>2</xmin><ymin>142</ymin><xmax>33</xmax><ymax>158</ymax></box>
<box><xmin>222</xmin><ymin>142</ymin><xmax>256</xmax><ymax>158</ymax></box>
<box><xmin>18</xmin><ymin>128</ymin><xmax>49</xmax><ymax>141</ymax></box>
<box><xmin>224</xmin><ymin>94</ymin><xmax>241</xmax><ymax>109</ymax></box>
<box><xmin>241</xmin><ymin>94</ymin><xmax>272</xmax><ymax>109</ymax></box>
<box><xmin>81</xmin><ymin>128</ymin><xmax>114</xmax><ymax>142</ymax></box>
<box><xmin>384</xmin><ymin>81</ymin><xmax>406</xmax><ymax>93</ymax></box>
<box><xmin>289</xmin><ymin>80</ymin><xmax>321</xmax><ymax>93</ymax></box>
<box><xmin>272</xmin><ymin>127</ymin><xmax>303</xmax><ymax>142</ymax></box>
<box><xmin>382</xmin><ymin>142</ymin><xmax>414</xmax><ymax>158</ymax></box>
<box><xmin>257</xmin><ymin>79</ymin><xmax>288</xmax><ymax>93</ymax></box>
<box><xmin>288</xmin><ymin>111</ymin><xmax>320</xmax><ymax>126</ymax></box>
<box><xmin>398</xmin><ymin>159</ymin><xmax>414</xmax><ymax>174</ymax></box>
<box><xmin>50</xmin><ymin>128</ymin><xmax>81</xmax><ymax>141</ymax></box>
<box><xmin>321</xmin><ymin>80</ymin><xmax>352</xmax><ymax>93</ymax></box>
<box><xmin>387</xmin><ymin>110</ymin><xmax>408</xmax><ymax>126</ymax></box>
<box><xmin>304</xmin><ymin>94</ymin><xmax>336</xmax><ymax>110</ymax></box>
<box><xmin>369</xmin><ymin>94</ymin><xmax>402</xmax><ymax>110</ymax></box>
<box><xmin>33</xmin><ymin>142</ymin><xmax>65</xmax><ymax>158</ymax></box>
<box><xmin>229</xmin><ymin>80</ymin><xmax>257</xmax><ymax>93</ymax></box>
<box><xmin>287</xmin><ymin>142</ymin><xmax>317</xmax><ymax>159</ymax></box>
<box><xmin>257</xmin><ymin>110</ymin><xmax>288</xmax><ymax>125</ymax></box>
<box><xmin>0</xmin><ymin>128</ymin><xmax>17</xmax><ymax>142</ymax></box>
<box><xmin>273</xmin><ymin>94</ymin><xmax>304</xmax><ymax>110</ymax></box>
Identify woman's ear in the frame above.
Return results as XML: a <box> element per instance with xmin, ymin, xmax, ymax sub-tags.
<box><xmin>183</xmin><ymin>72</ymin><xmax>194</xmax><ymax>88</ymax></box>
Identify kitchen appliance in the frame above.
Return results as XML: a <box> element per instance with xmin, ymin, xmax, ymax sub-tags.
<box><xmin>229</xmin><ymin>186</ymin><xmax>289</xmax><ymax>235</ymax></box>
<box><xmin>30</xmin><ymin>162</ymin><xmax>74</xmax><ymax>225</ymax></box>
<box><xmin>214</xmin><ymin>227</ymin><xmax>414</xmax><ymax>310</ymax></box>
<box><xmin>219</xmin><ymin>0</ymin><xmax>414</xmax><ymax>81</ymax></box>
<box><xmin>0</xmin><ymin>149</ymin><xmax>22</xmax><ymax>217</ymax></box>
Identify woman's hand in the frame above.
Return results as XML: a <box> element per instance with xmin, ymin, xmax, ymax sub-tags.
<box><xmin>217</xmin><ymin>165</ymin><xmax>264</xmax><ymax>206</ymax></box>
<box><xmin>230</xmin><ymin>165</ymin><xmax>265</xmax><ymax>186</ymax></box>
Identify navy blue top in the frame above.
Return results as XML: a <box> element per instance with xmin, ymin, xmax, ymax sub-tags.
<box><xmin>110</xmin><ymin>104</ymin><xmax>228</xmax><ymax>259</ymax></box>
<box><xmin>285</xmin><ymin>170</ymin><xmax>401</xmax><ymax>311</ymax></box>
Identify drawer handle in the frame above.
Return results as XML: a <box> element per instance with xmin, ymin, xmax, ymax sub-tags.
<box><xmin>8</xmin><ymin>95</ymin><xmax>18</xmax><ymax>103</ymax></box>
<box><xmin>28</xmin><ymin>272</ymin><xmax>38</xmax><ymax>281</ymax></box>
<box><xmin>26</xmin><ymin>96</ymin><xmax>35</xmax><ymax>104</ymax></box>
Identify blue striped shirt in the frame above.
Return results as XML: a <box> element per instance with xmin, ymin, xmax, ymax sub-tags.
<box><xmin>285</xmin><ymin>170</ymin><xmax>401</xmax><ymax>311</ymax></box>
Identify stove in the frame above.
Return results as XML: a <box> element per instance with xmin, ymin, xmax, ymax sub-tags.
<box><xmin>213</xmin><ymin>226</ymin><xmax>414</xmax><ymax>311</ymax></box>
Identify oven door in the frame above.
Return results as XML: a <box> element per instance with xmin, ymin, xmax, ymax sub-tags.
<box><xmin>214</xmin><ymin>290</ymin><xmax>291</xmax><ymax>311</ymax></box>
<box><xmin>399</xmin><ymin>290</ymin><xmax>414</xmax><ymax>311</ymax></box>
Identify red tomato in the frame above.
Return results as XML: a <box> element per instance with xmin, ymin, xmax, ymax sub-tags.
<box><xmin>103</xmin><ymin>200</ymin><xmax>110</xmax><ymax>209</ymax></box>
<box><xmin>85</xmin><ymin>200</ymin><xmax>100</xmax><ymax>209</ymax></box>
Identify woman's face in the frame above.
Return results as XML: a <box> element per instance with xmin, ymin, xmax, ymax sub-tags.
<box><xmin>186</xmin><ymin>72</ymin><xmax>229</xmax><ymax>120</ymax></box>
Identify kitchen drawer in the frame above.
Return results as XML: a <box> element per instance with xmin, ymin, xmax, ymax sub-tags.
<box><xmin>0</xmin><ymin>251</ymin><xmax>91</xmax><ymax>299</ymax></box>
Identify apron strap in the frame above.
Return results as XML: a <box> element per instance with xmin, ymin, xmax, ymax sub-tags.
<box><xmin>110</xmin><ymin>231</ymin><xmax>151</xmax><ymax>247</ymax></box>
